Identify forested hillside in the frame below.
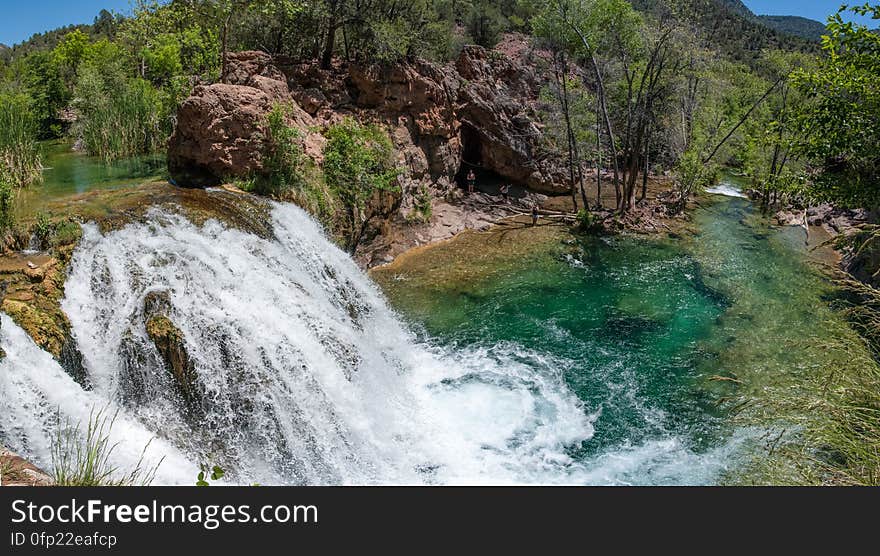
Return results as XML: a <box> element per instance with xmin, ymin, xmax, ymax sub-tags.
<box><xmin>758</xmin><ymin>15</ymin><xmax>827</xmax><ymax>41</ymax></box>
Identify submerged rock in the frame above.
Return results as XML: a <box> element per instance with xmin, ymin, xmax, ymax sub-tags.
<box><xmin>142</xmin><ymin>290</ymin><xmax>202</xmax><ymax>416</ymax></box>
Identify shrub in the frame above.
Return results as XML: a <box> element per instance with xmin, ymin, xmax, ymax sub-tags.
<box><xmin>253</xmin><ymin>103</ymin><xmax>307</xmax><ymax>197</ymax></box>
<box><xmin>576</xmin><ymin>209</ymin><xmax>602</xmax><ymax>233</ymax></box>
<box><xmin>408</xmin><ymin>186</ymin><xmax>433</xmax><ymax>223</ymax></box>
<box><xmin>323</xmin><ymin>118</ymin><xmax>400</xmax><ymax>251</ymax></box>
<box><xmin>0</xmin><ymin>178</ymin><xmax>15</xmax><ymax>232</ymax></box>
<box><xmin>673</xmin><ymin>149</ymin><xmax>718</xmax><ymax>212</ymax></box>
<box><xmin>33</xmin><ymin>212</ymin><xmax>53</xmax><ymax>247</ymax></box>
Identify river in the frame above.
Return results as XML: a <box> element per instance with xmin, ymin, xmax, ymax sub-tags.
<box><xmin>0</xmin><ymin>151</ymin><xmax>864</xmax><ymax>485</ymax></box>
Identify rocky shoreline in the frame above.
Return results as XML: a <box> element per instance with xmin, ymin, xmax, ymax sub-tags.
<box><xmin>774</xmin><ymin>202</ymin><xmax>880</xmax><ymax>286</ymax></box>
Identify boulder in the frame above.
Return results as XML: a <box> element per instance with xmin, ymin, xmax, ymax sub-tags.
<box><xmin>168</xmin><ymin>83</ymin><xmax>274</xmax><ymax>187</ymax></box>
<box><xmin>0</xmin><ymin>446</ymin><xmax>53</xmax><ymax>486</ymax></box>
<box><xmin>168</xmin><ymin>51</ymin><xmax>314</xmax><ymax>187</ymax></box>
<box><xmin>142</xmin><ymin>290</ymin><xmax>202</xmax><ymax>416</ymax></box>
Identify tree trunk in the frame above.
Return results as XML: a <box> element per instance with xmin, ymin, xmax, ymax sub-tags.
<box><xmin>568</xmin><ymin>25</ymin><xmax>620</xmax><ymax>212</ymax></box>
<box><xmin>321</xmin><ymin>0</ymin><xmax>340</xmax><ymax>69</ymax></box>
<box><xmin>596</xmin><ymin>97</ymin><xmax>602</xmax><ymax>209</ymax></box>
<box><xmin>557</xmin><ymin>52</ymin><xmax>579</xmax><ymax>213</ymax></box>
<box><xmin>641</xmin><ymin>123</ymin><xmax>651</xmax><ymax>202</ymax></box>
<box><xmin>220</xmin><ymin>15</ymin><xmax>231</xmax><ymax>84</ymax></box>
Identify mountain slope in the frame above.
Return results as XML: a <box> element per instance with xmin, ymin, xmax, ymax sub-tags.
<box><xmin>758</xmin><ymin>15</ymin><xmax>827</xmax><ymax>41</ymax></box>
<box><xmin>715</xmin><ymin>0</ymin><xmax>753</xmax><ymax>18</ymax></box>
<box><xmin>631</xmin><ymin>0</ymin><xmax>817</xmax><ymax>64</ymax></box>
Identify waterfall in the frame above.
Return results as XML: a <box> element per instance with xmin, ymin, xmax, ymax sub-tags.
<box><xmin>1</xmin><ymin>202</ymin><xmax>602</xmax><ymax>485</ymax></box>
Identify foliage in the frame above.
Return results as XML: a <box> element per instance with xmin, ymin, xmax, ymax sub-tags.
<box><xmin>407</xmin><ymin>185</ymin><xmax>433</xmax><ymax>223</ymax></box>
<box><xmin>631</xmin><ymin>0</ymin><xmax>817</xmax><ymax>66</ymax></box>
<box><xmin>323</xmin><ymin>118</ymin><xmax>400</xmax><ymax>251</ymax></box>
<box><xmin>51</xmin><ymin>407</ymin><xmax>162</xmax><ymax>487</ymax></box>
<box><xmin>33</xmin><ymin>212</ymin><xmax>53</xmax><ymax>247</ymax></box>
<box><xmin>256</xmin><ymin>103</ymin><xmax>307</xmax><ymax>196</ymax></box>
<box><xmin>789</xmin><ymin>3</ymin><xmax>880</xmax><ymax>208</ymax></box>
<box><xmin>575</xmin><ymin>208</ymin><xmax>602</xmax><ymax>232</ymax></box>
<box><xmin>731</xmin><ymin>276</ymin><xmax>880</xmax><ymax>486</ymax></box>
<box><xmin>758</xmin><ymin>15</ymin><xmax>827</xmax><ymax>42</ymax></box>
<box><xmin>196</xmin><ymin>465</ymin><xmax>225</xmax><ymax>486</ymax></box>
<box><xmin>73</xmin><ymin>56</ymin><xmax>163</xmax><ymax>161</ymax></box>
<box><xmin>0</xmin><ymin>178</ymin><xmax>15</xmax><ymax>232</ymax></box>
<box><xmin>27</xmin><ymin>213</ymin><xmax>83</xmax><ymax>250</ymax></box>
<box><xmin>238</xmin><ymin>103</ymin><xmax>336</xmax><ymax>222</ymax></box>
<box><xmin>0</xmin><ymin>89</ymin><xmax>43</xmax><ymax>188</ymax></box>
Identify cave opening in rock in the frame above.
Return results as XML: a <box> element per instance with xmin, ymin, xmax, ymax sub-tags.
<box><xmin>456</xmin><ymin>124</ymin><xmax>525</xmax><ymax>198</ymax></box>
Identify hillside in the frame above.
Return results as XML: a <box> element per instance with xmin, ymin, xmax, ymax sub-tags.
<box><xmin>716</xmin><ymin>0</ymin><xmax>753</xmax><ymax>17</ymax></box>
<box><xmin>5</xmin><ymin>24</ymin><xmax>92</xmax><ymax>60</ymax></box>
<box><xmin>758</xmin><ymin>15</ymin><xmax>827</xmax><ymax>41</ymax></box>
<box><xmin>631</xmin><ymin>0</ymin><xmax>816</xmax><ymax>63</ymax></box>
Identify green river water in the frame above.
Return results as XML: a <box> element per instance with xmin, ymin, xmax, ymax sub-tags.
<box><xmin>15</xmin><ymin>141</ymin><xmax>165</xmax><ymax>217</ymax></box>
<box><xmin>375</xmin><ymin>179</ymin><xmax>863</xmax><ymax>484</ymax></box>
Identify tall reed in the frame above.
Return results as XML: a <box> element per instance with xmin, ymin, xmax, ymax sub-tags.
<box><xmin>0</xmin><ymin>90</ymin><xmax>43</xmax><ymax>187</ymax></box>
<box><xmin>74</xmin><ymin>63</ymin><xmax>163</xmax><ymax>162</ymax></box>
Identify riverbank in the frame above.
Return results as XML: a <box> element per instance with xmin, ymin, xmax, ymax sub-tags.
<box><xmin>373</xmin><ymin>185</ymin><xmax>879</xmax><ymax>485</ymax></box>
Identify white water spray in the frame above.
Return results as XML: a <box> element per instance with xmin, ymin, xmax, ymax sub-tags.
<box><xmin>0</xmin><ymin>202</ymin><xmax>742</xmax><ymax>485</ymax></box>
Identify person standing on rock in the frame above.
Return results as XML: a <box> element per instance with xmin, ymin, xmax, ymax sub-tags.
<box><xmin>531</xmin><ymin>204</ymin><xmax>539</xmax><ymax>226</ymax></box>
<box><xmin>500</xmin><ymin>184</ymin><xmax>510</xmax><ymax>202</ymax></box>
<box><xmin>467</xmin><ymin>169</ymin><xmax>476</xmax><ymax>194</ymax></box>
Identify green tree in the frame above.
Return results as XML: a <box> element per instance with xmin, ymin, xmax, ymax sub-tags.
<box><xmin>323</xmin><ymin>118</ymin><xmax>400</xmax><ymax>252</ymax></box>
<box><xmin>790</xmin><ymin>3</ymin><xmax>880</xmax><ymax>208</ymax></box>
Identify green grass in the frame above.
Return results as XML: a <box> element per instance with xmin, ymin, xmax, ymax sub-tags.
<box><xmin>0</xmin><ymin>457</ymin><xmax>16</xmax><ymax>484</ymax></box>
<box><xmin>51</xmin><ymin>407</ymin><xmax>163</xmax><ymax>487</ymax></box>
<box><xmin>729</xmin><ymin>278</ymin><xmax>880</xmax><ymax>486</ymax></box>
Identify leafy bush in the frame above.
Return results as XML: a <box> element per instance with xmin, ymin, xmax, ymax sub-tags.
<box><xmin>0</xmin><ymin>178</ymin><xmax>15</xmax><ymax>232</ymax></box>
<box><xmin>576</xmin><ymin>209</ymin><xmax>602</xmax><ymax>233</ymax></box>
<box><xmin>323</xmin><ymin>118</ymin><xmax>400</xmax><ymax>251</ymax></box>
<box><xmin>673</xmin><ymin>148</ymin><xmax>718</xmax><ymax>211</ymax></box>
<box><xmin>253</xmin><ymin>103</ymin><xmax>308</xmax><ymax>197</ymax></box>
<box><xmin>408</xmin><ymin>186</ymin><xmax>433</xmax><ymax>223</ymax></box>
<box><xmin>33</xmin><ymin>212</ymin><xmax>53</xmax><ymax>247</ymax></box>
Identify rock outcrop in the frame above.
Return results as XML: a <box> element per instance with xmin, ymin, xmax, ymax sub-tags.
<box><xmin>168</xmin><ymin>52</ymin><xmax>314</xmax><ymax>187</ymax></box>
<box><xmin>142</xmin><ymin>290</ymin><xmax>202</xmax><ymax>417</ymax></box>
<box><xmin>168</xmin><ymin>37</ymin><xmax>569</xmax><ymax>196</ymax></box>
<box><xmin>0</xmin><ymin>243</ymin><xmax>88</xmax><ymax>388</ymax></box>
<box><xmin>0</xmin><ymin>445</ymin><xmax>53</xmax><ymax>486</ymax></box>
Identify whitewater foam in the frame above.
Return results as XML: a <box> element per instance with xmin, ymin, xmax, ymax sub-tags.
<box><xmin>706</xmin><ymin>183</ymin><xmax>748</xmax><ymax>198</ymax></box>
<box><xmin>0</xmin><ymin>202</ymin><xmax>744</xmax><ymax>485</ymax></box>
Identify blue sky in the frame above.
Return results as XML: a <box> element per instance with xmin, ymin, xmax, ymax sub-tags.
<box><xmin>0</xmin><ymin>0</ymin><xmax>878</xmax><ymax>46</ymax></box>
<box><xmin>0</xmin><ymin>0</ymin><xmax>136</xmax><ymax>46</ymax></box>
<box><xmin>742</xmin><ymin>1</ymin><xmax>878</xmax><ymax>26</ymax></box>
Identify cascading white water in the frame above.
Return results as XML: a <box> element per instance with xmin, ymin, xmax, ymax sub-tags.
<box><xmin>0</xmin><ymin>202</ymin><xmax>605</xmax><ymax>485</ymax></box>
<box><xmin>0</xmin><ymin>201</ymin><xmax>749</xmax><ymax>485</ymax></box>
